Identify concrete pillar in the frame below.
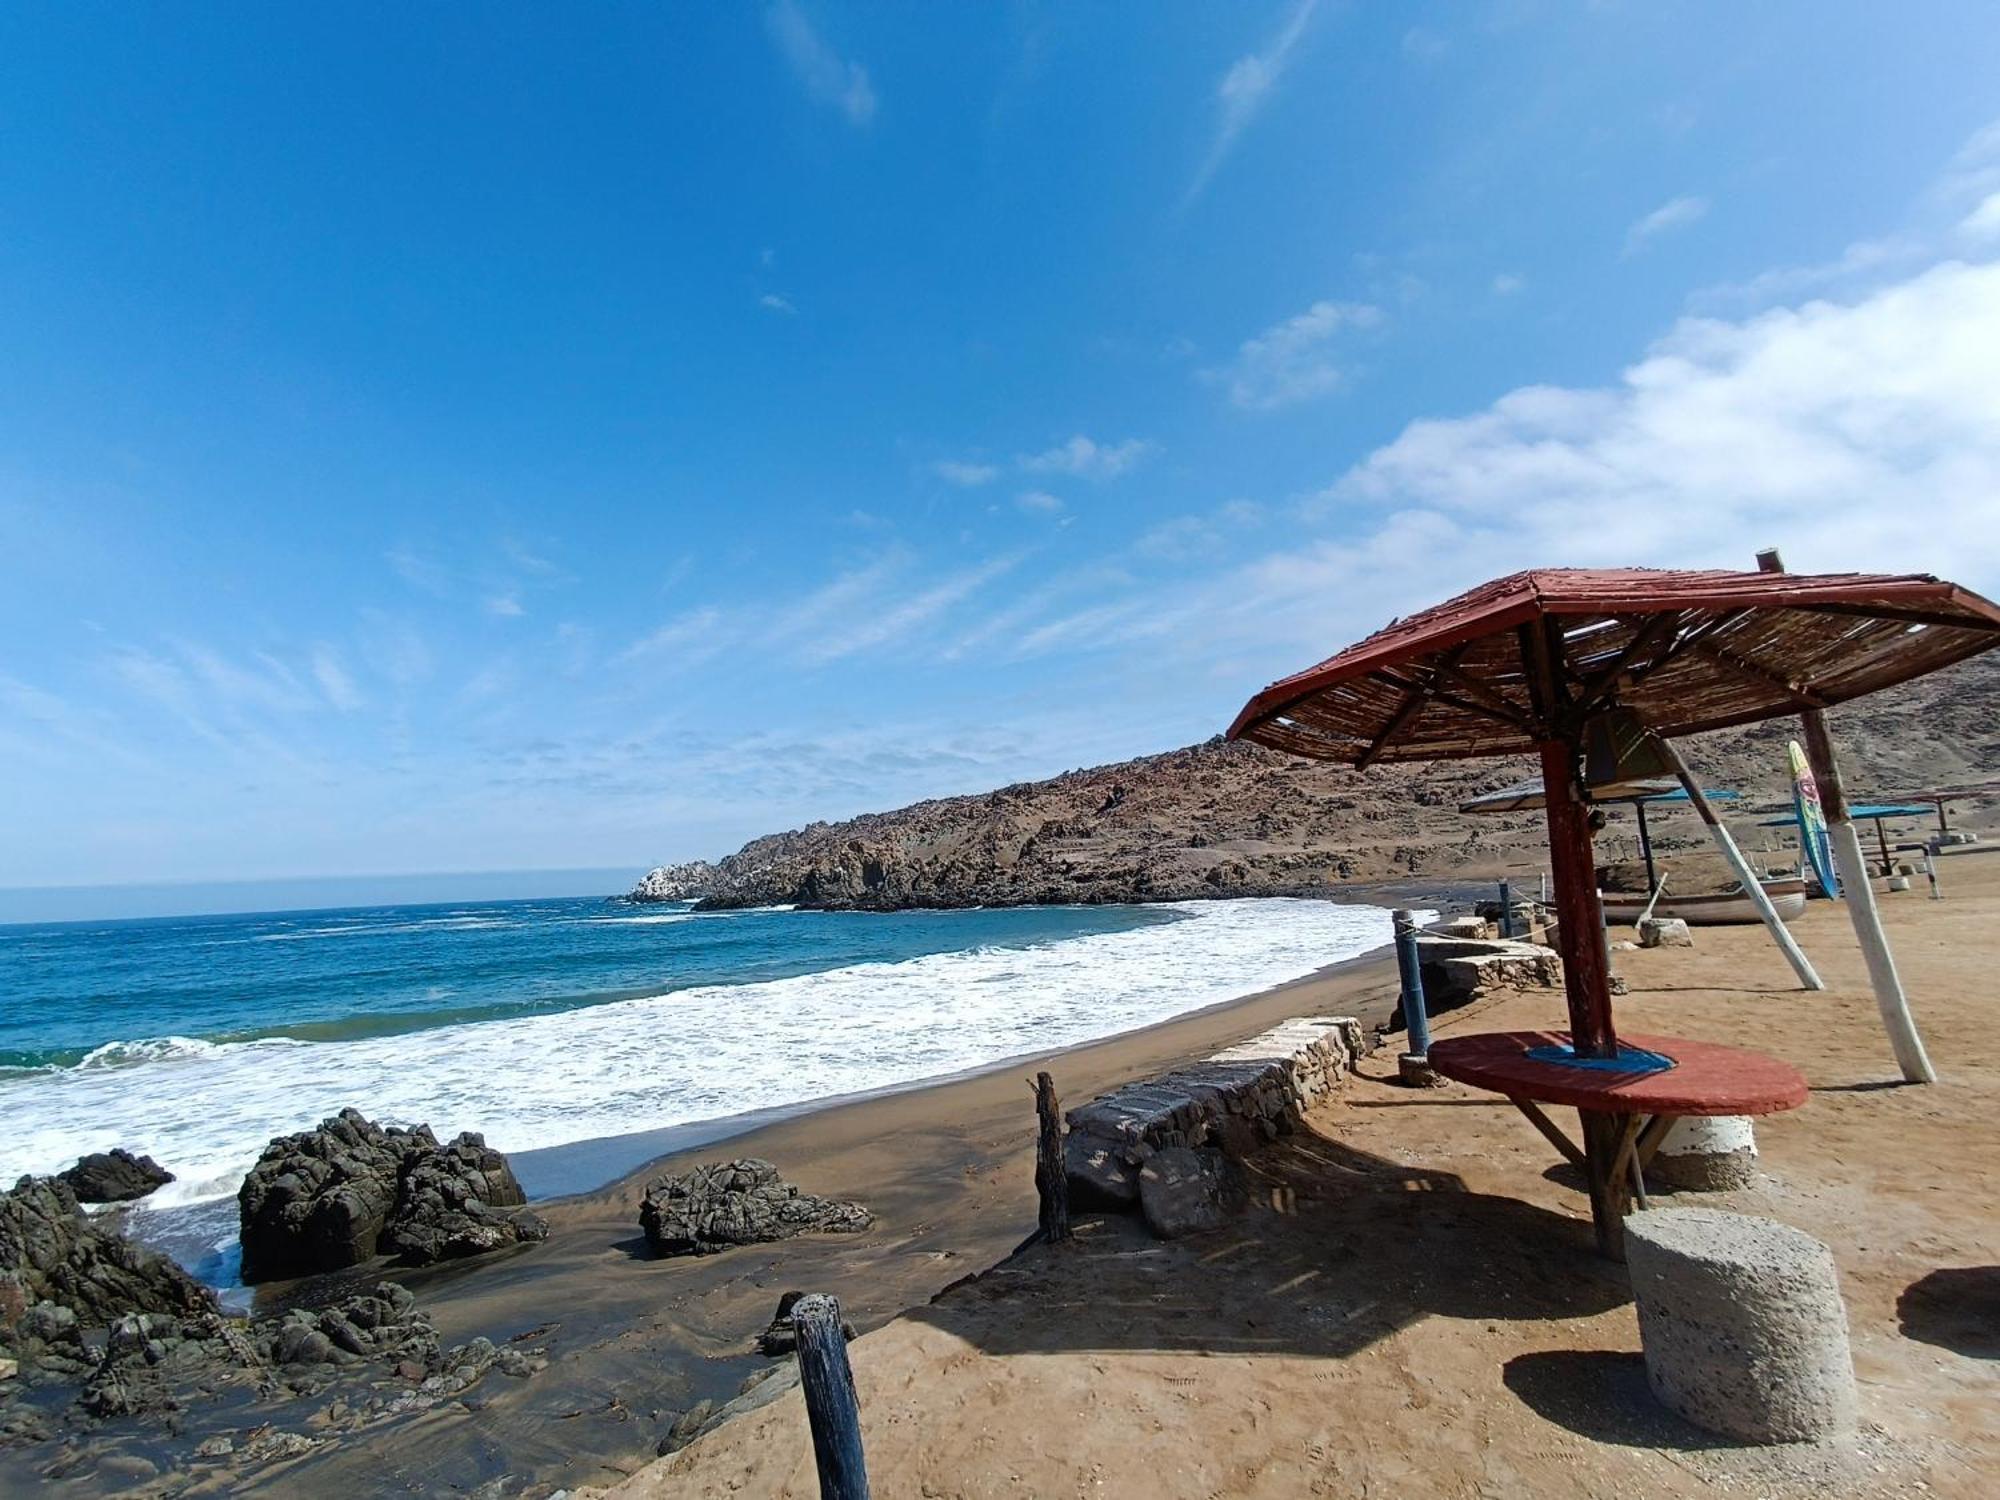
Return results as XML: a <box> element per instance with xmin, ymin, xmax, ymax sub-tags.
<box><xmin>1650</xmin><ymin>1116</ymin><xmax>1757</xmax><ymax>1191</ymax></box>
<box><xmin>1626</xmin><ymin>1208</ymin><xmax>1857</xmax><ymax>1443</ymax></box>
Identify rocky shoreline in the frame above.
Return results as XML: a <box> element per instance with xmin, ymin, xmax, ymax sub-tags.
<box><xmin>627</xmin><ymin>658</ymin><xmax>2000</xmax><ymax>913</ymax></box>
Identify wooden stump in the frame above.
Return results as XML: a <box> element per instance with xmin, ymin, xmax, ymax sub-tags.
<box><xmin>793</xmin><ymin>1293</ymin><xmax>871</xmax><ymax>1500</ymax></box>
<box><xmin>1033</xmin><ymin>1071</ymin><xmax>1071</xmax><ymax>1244</ymax></box>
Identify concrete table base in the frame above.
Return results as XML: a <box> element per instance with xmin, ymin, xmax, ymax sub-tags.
<box><xmin>1626</xmin><ymin>1207</ymin><xmax>1857</xmax><ymax>1443</ymax></box>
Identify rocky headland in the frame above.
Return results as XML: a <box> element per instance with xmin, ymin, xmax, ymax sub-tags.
<box><xmin>631</xmin><ymin>654</ymin><xmax>1999</xmax><ymax>912</ymax></box>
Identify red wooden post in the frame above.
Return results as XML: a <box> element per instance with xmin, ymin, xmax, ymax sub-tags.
<box><xmin>1537</xmin><ymin>738</ymin><xmax>1617</xmax><ymax>1060</ymax></box>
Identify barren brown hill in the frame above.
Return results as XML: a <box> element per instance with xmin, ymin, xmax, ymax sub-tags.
<box><xmin>633</xmin><ymin>655</ymin><xmax>1999</xmax><ymax>911</ymax></box>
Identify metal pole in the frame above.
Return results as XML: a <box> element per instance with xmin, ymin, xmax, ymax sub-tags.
<box><xmin>1925</xmin><ymin>851</ymin><xmax>1943</xmax><ymax>900</ymax></box>
<box><xmin>1635</xmin><ymin>800</ymin><xmax>1659</xmax><ymax>892</ymax></box>
<box><xmin>1655</xmin><ymin>735</ymin><xmax>1824</xmax><ymax>991</ymax></box>
<box><xmin>1392</xmin><ymin>909</ymin><xmax>1432</xmax><ymax>1057</ymax></box>
<box><xmin>1759</xmin><ymin>548</ymin><xmax>1933</xmax><ymax>1080</ymax></box>
<box><xmin>793</xmin><ymin>1294</ymin><xmax>871</xmax><ymax>1500</ymax></box>
<box><xmin>1497</xmin><ymin>879</ymin><xmax>1513</xmax><ymax>938</ymax></box>
<box><xmin>1874</xmin><ymin>817</ymin><xmax>1893</xmax><ymax>878</ymax></box>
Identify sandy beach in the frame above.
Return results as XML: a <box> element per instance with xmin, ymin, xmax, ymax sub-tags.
<box><xmin>106</xmin><ymin>904</ymin><xmax>1428</xmax><ymax>1496</ymax></box>
<box><xmin>600</xmin><ymin>857</ymin><xmax>2000</xmax><ymax>1500</ymax></box>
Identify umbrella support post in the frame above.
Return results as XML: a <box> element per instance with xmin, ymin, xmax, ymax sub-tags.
<box><xmin>1536</xmin><ymin>739</ymin><xmax>1617</xmax><ymax>1058</ymax></box>
<box><xmin>1655</xmin><ymin>739</ymin><xmax>1825</xmax><ymax>992</ymax></box>
<box><xmin>1802</xmin><ymin>721</ymin><xmax>1938</xmax><ymax>1084</ymax></box>
<box><xmin>1636</xmin><ymin>801</ymin><xmax>1659</xmax><ymax>893</ymax></box>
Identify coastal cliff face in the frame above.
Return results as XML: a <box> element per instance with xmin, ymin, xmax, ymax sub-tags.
<box><xmin>632</xmin><ymin>654</ymin><xmax>2000</xmax><ymax>912</ymax></box>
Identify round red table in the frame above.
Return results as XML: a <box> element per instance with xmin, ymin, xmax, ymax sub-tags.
<box><xmin>1427</xmin><ymin>1030</ymin><xmax>1809</xmax><ymax>1258</ymax></box>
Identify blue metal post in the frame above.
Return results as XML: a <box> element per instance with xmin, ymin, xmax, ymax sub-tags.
<box><xmin>1497</xmin><ymin>879</ymin><xmax>1513</xmax><ymax>938</ymax></box>
<box><xmin>1393</xmin><ymin>909</ymin><xmax>1432</xmax><ymax>1057</ymax></box>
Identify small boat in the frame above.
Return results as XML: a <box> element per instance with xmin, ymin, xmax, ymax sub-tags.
<box><xmin>1600</xmin><ymin>878</ymin><xmax>1808</xmax><ymax>927</ymax></box>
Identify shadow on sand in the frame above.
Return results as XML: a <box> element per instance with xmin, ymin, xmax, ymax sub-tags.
<box><xmin>909</xmin><ymin>1119</ymin><xmax>1631</xmax><ymax>1365</ymax></box>
<box><xmin>1501</xmin><ymin>1351</ymin><xmax>1737</xmax><ymax>1451</ymax></box>
<box><xmin>1897</xmin><ymin>1266</ymin><xmax>2000</xmax><ymax>1359</ymax></box>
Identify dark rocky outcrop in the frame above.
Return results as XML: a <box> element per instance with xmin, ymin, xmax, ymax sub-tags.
<box><xmin>237</xmin><ymin>1109</ymin><xmax>546</xmax><ymax>1283</ymax></box>
<box><xmin>380</xmin><ymin>1132</ymin><xmax>551</xmax><ymax>1267</ymax></box>
<box><xmin>1</xmin><ymin>1175</ymin><xmax>213</xmax><ymax>1354</ymax></box>
<box><xmin>638</xmin><ymin>1159</ymin><xmax>871</xmax><ymax>1259</ymax></box>
<box><xmin>3</xmin><ymin>1275</ymin><xmax>547</xmax><ymax>1449</ymax></box>
<box><xmin>56</xmin><ymin>1149</ymin><xmax>175</xmax><ymax>1205</ymax></box>
<box><xmin>625</xmin><ymin>653</ymin><xmax>2000</xmax><ymax>913</ymax></box>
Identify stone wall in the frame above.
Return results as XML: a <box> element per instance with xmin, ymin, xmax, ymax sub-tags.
<box><xmin>1063</xmin><ymin>1016</ymin><xmax>1364</xmax><ymax>1209</ymax></box>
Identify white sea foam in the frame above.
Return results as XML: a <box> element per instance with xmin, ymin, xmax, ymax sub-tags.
<box><xmin>0</xmin><ymin>898</ymin><xmax>1409</xmax><ymax>1211</ymax></box>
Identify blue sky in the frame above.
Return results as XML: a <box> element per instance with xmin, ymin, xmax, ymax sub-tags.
<box><xmin>4</xmin><ymin>1</ymin><xmax>2000</xmax><ymax>906</ymax></box>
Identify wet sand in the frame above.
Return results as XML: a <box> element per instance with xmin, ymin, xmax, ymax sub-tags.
<box><xmin>615</xmin><ymin>856</ymin><xmax>2000</xmax><ymax>1500</ymax></box>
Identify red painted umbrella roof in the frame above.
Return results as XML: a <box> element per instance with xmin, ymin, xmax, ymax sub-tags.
<box><xmin>1228</xmin><ymin>567</ymin><xmax>2000</xmax><ymax>764</ymax></box>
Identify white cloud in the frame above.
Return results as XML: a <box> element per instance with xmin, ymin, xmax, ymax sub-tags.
<box><xmin>486</xmin><ymin>594</ymin><xmax>525</xmax><ymax>618</ymax></box>
<box><xmin>759</xmin><ymin>293</ymin><xmax>798</xmax><ymax>315</ymax></box>
<box><xmin>1186</xmin><ymin>0</ymin><xmax>1320</xmax><ymax>205</ymax></box>
<box><xmin>979</xmin><ymin>255</ymin><xmax>2000</xmax><ymax>681</ymax></box>
<box><xmin>1020</xmin><ymin>434</ymin><xmax>1154</xmax><ymax>480</ymax></box>
<box><xmin>311</xmin><ymin>647</ymin><xmax>364</xmax><ymax>711</ymax></box>
<box><xmin>1961</xmin><ymin>192</ymin><xmax>2000</xmax><ymax>242</ymax></box>
<box><xmin>932</xmin><ymin>459</ymin><xmax>1000</xmax><ymax>487</ymax></box>
<box><xmin>1204</xmin><ymin>299</ymin><xmax>1383</xmax><ymax>410</ymax></box>
<box><xmin>1016</xmin><ymin>490</ymin><xmax>1064</xmax><ymax>514</ymax></box>
<box><xmin>1269</xmin><ymin>258</ymin><xmax>2000</xmax><ymax>629</ymax></box>
<box><xmin>764</xmin><ymin>1</ymin><xmax>877</xmax><ymax>126</ymax></box>
<box><xmin>1492</xmin><ymin>272</ymin><xmax>1526</xmax><ymax>296</ymax></box>
<box><xmin>1624</xmin><ymin>195</ymin><xmax>1709</xmax><ymax>255</ymax></box>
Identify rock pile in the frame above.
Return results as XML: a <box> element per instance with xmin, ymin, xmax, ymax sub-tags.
<box><xmin>638</xmin><ymin>1159</ymin><xmax>872</xmax><ymax>1258</ymax></box>
<box><xmin>56</xmin><ymin>1149</ymin><xmax>175</xmax><ymax>1205</ymax></box>
<box><xmin>237</xmin><ymin>1109</ymin><xmax>547</xmax><ymax>1283</ymax></box>
<box><xmin>1063</xmin><ymin>1016</ymin><xmax>1362</xmax><ymax>1235</ymax></box>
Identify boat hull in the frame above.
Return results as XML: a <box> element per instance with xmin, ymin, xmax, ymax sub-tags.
<box><xmin>1602</xmin><ymin>881</ymin><xmax>1808</xmax><ymax>927</ymax></box>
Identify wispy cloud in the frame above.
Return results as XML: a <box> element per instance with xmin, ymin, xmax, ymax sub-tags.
<box><xmin>1015</xmin><ymin>489</ymin><xmax>1064</xmax><ymax>515</ymax></box>
<box><xmin>386</xmin><ymin>545</ymin><xmax>452</xmax><ymax>597</ymax></box>
<box><xmin>798</xmin><ymin>555</ymin><xmax>1018</xmax><ymax>664</ymax></box>
<box><xmin>1186</xmin><ymin>0</ymin><xmax>1320</xmax><ymax>206</ymax></box>
<box><xmin>311</xmin><ymin>646</ymin><xmax>364</xmax><ymax>711</ymax></box>
<box><xmin>1203</xmin><ymin>299</ymin><xmax>1382</xmax><ymax>410</ymax></box>
<box><xmin>764</xmin><ymin>1</ymin><xmax>877</xmax><ymax>126</ymax></box>
<box><xmin>1019</xmin><ymin>434</ymin><xmax>1153</xmax><ymax>480</ymax></box>
<box><xmin>759</xmin><ymin>292</ymin><xmax>798</xmax><ymax>315</ymax></box>
<box><xmin>618</xmin><ymin>606</ymin><xmax>726</xmax><ymax>666</ymax></box>
<box><xmin>1624</xmin><ymin>194</ymin><xmax>1709</xmax><ymax>255</ymax></box>
<box><xmin>486</xmin><ymin>594</ymin><xmax>525</xmax><ymax>618</ymax></box>
<box><xmin>1492</xmin><ymin>272</ymin><xmax>1526</xmax><ymax>296</ymax></box>
<box><xmin>932</xmin><ymin>459</ymin><xmax>1000</xmax><ymax>487</ymax></box>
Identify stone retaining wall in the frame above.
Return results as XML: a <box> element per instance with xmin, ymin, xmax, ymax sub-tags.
<box><xmin>1063</xmin><ymin>1016</ymin><xmax>1364</xmax><ymax>1209</ymax></box>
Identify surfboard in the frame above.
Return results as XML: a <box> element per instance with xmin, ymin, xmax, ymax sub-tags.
<box><xmin>1789</xmin><ymin>740</ymin><xmax>1839</xmax><ymax>898</ymax></box>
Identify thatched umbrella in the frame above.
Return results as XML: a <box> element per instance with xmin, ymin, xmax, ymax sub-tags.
<box><xmin>1229</xmin><ymin>567</ymin><xmax>2000</xmax><ymax>1256</ymax></box>
<box><xmin>1228</xmin><ymin>567</ymin><xmax>2000</xmax><ymax>1065</ymax></box>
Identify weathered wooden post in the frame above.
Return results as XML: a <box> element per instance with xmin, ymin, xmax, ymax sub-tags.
<box><xmin>793</xmin><ymin>1293</ymin><xmax>871</xmax><ymax>1500</ymax></box>
<box><xmin>1497</xmin><ymin>878</ymin><xmax>1513</xmax><ymax>938</ymax></box>
<box><xmin>1393</xmin><ymin>909</ymin><xmax>1438</xmax><ymax>1086</ymax></box>
<box><xmin>1757</xmin><ymin>548</ymin><xmax>1934</xmax><ymax>1081</ymax></box>
<box><xmin>1925</xmin><ymin>851</ymin><xmax>1943</xmax><ymax>900</ymax></box>
<box><xmin>1031</xmin><ymin>1071</ymin><xmax>1070</xmax><ymax>1244</ymax></box>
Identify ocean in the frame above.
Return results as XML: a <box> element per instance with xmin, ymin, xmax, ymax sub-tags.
<box><xmin>0</xmin><ymin>891</ymin><xmax>1406</xmax><ymax>1284</ymax></box>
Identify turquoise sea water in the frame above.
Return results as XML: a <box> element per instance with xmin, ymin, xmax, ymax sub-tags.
<box><xmin>0</xmin><ymin>892</ymin><xmax>1405</xmax><ymax>1231</ymax></box>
